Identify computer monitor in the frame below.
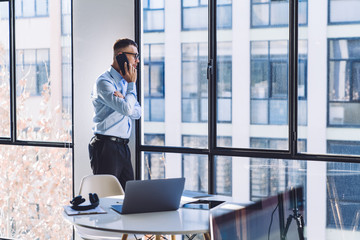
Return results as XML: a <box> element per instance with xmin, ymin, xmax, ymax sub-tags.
<box><xmin>210</xmin><ymin>186</ymin><xmax>305</xmax><ymax>240</ymax></box>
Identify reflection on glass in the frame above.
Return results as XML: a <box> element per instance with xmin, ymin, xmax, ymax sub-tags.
<box><xmin>0</xmin><ymin>1</ymin><xmax>10</xmax><ymax>138</ymax></box>
<box><xmin>15</xmin><ymin>0</ymin><xmax>72</xmax><ymax>142</ymax></box>
<box><xmin>0</xmin><ymin>145</ymin><xmax>72</xmax><ymax>239</ymax></box>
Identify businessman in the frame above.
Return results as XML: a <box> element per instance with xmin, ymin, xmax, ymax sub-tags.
<box><xmin>89</xmin><ymin>38</ymin><xmax>141</xmax><ymax>190</ymax></box>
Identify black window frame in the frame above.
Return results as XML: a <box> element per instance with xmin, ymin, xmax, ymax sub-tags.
<box><xmin>135</xmin><ymin>0</ymin><xmax>360</xmax><ymax>197</ymax></box>
<box><xmin>0</xmin><ymin>0</ymin><xmax>73</xmax><ymax>157</ymax></box>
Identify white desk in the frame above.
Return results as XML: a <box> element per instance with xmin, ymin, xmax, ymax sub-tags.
<box><xmin>63</xmin><ymin>196</ymin><xmax>211</xmax><ymax>239</ymax></box>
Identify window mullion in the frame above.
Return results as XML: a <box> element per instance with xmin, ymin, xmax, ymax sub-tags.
<box><xmin>9</xmin><ymin>0</ymin><xmax>17</xmax><ymax>143</ymax></box>
<box><xmin>289</xmin><ymin>0</ymin><xmax>298</xmax><ymax>156</ymax></box>
<box><xmin>208</xmin><ymin>0</ymin><xmax>216</xmax><ymax>194</ymax></box>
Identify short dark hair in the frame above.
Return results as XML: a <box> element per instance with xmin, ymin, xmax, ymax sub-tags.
<box><xmin>113</xmin><ymin>38</ymin><xmax>138</xmax><ymax>53</ymax></box>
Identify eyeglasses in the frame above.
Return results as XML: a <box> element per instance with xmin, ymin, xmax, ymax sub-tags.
<box><xmin>123</xmin><ymin>52</ymin><xmax>140</xmax><ymax>60</ymax></box>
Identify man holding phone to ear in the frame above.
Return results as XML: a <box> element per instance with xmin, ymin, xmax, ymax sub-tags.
<box><xmin>88</xmin><ymin>38</ymin><xmax>141</xmax><ymax>190</ymax></box>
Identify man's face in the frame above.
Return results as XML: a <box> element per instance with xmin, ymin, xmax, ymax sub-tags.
<box><xmin>119</xmin><ymin>45</ymin><xmax>140</xmax><ymax>68</ymax></box>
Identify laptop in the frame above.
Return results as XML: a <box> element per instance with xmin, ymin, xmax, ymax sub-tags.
<box><xmin>111</xmin><ymin>178</ymin><xmax>185</xmax><ymax>214</ymax></box>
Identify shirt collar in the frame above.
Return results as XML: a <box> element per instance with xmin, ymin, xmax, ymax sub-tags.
<box><xmin>109</xmin><ymin>66</ymin><xmax>125</xmax><ymax>83</ymax></box>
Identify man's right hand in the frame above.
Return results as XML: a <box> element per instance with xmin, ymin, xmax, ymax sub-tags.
<box><xmin>120</xmin><ymin>62</ymin><xmax>137</xmax><ymax>83</ymax></box>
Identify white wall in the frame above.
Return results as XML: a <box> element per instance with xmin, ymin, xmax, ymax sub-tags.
<box><xmin>73</xmin><ymin>0</ymin><xmax>135</xmax><ymax>195</ymax></box>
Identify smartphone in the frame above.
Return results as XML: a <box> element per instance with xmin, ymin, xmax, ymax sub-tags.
<box><xmin>116</xmin><ymin>53</ymin><xmax>129</xmax><ymax>75</ymax></box>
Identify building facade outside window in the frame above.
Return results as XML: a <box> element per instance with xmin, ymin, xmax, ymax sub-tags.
<box><xmin>328</xmin><ymin>38</ymin><xmax>360</xmax><ymax>126</ymax></box>
<box><xmin>250</xmin><ymin>40</ymin><xmax>308</xmax><ymax>125</ymax></box>
<box><xmin>182</xmin><ymin>0</ymin><xmax>232</xmax><ymax>30</ymax></box>
<box><xmin>329</xmin><ymin>0</ymin><xmax>360</xmax><ymax>24</ymax></box>
<box><xmin>143</xmin><ymin>0</ymin><xmax>164</xmax><ymax>32</ymax></box>
<box><xmin>251</xmin><ymin>0</ymin><xmax>308</xmax><ymax>28</ymax></box>
<box><xmin>16</xmin><ymin>48</ymin><xmax>50</xmax><ymax>96</ymax></box>
<box><xmin>144</xmin><ymin>43</ymin><xmax>165</xmax><ymax>122</ymax></box>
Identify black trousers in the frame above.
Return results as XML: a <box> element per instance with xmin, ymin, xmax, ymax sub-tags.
<box><xmin>88</xmin><ymin>135</ymin><xmax>134</xmax><ymax>191</ymax></box>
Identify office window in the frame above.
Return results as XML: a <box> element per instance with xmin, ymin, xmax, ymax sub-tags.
<box><xmin>182</xmin><ymin>0</ymin><xmax>232</xmax><ymax>30</ymax></box>
<box><xmin>250</xmin><ymin>138</ymin><xmax>307</xmax><ymax>201</ymax></box>
<box><xmin>15</xmin><ymin>0</ymin><xmax>49</xmax><ymax>18</ymax></box>
<box><xmin>329</xmin><ymin>0</ymin><xmax>360</xmax><ymax>24</ymax></box>
<box><xmin>250</xmin><ymin>40</ymin><xmax>307</xmax><ymax>125</ymax></box>
<box><xmin>144</xmin><ymin>44</ymin><xmax>165</xmax><ymax>122</ymax></box>
<box><xmin>143</xmin><ymin>0</ymin><xmax>164</xmax><ymax>32</ymax></box>
<box><xmin>144</xmin><ymin>134</ymin><xmax>165</xmax><ymax>180</ymax></box>
<box><xmin>251</xmin><ymin>0</ymin><xmax>308</xmax><ymax>27</ymax></box>
<box><xmin>16</xmin><ymin>49</ymin><xmax>50</xmax><ymax>96</ymax></box>
<box><xmin>328</xmin><ymin>39</ymin><xmax>360</xmax><ymax>126</ymax></box>
<box><xmin>0</xmin><ymin>0</ymin><xmax>72</xmax><ymax>238</ymax></box>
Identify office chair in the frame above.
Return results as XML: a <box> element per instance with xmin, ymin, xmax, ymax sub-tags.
<box><xmin>75</xmin><ymin>174</ymin><xmax>135</xmax><ymax>240</ymax></box>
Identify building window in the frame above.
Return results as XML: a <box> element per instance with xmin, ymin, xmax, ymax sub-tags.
<box><xmin>16</xmin><ymin>49</ymin><xmax>50</xmax><ymax>96</ymax></box>
<box><xmin>182</xmin><ymin>0</ymin><xmax>232</xmax><ymax>30</ymax></box>
<box><xmin>217</xmin><ymin>42</ymin><xmax>232</xmax><ymax>123</ymax></box>
<box><xmin>14</xmin><ymin>0</ymin><xmax>49</xmax><ymax>18</ymax></box>
<box><xmin>144</xmin><ymin>44</ymin><xmax>165</xmax><ymax>122</ymax></box>
<box><xmin>251</xmin><ymin>0</ymin><xmax>308</xmax><ymax>28</ymax></box>
<box><xmin>182</xmin><ymin>42</ymin><xmax>232</xmax><ymax>123</ymax></box>
<box><xmin>61</xmin><ymin>0</ymin><xmax>71</xmax><ymax>35</ymax></box>
<box><xmin>144</xmin><ymin>134</ymin><xmax>165</xmax><ymax>180</ymax></box>
<box><xmin>250</xmin><ymin>40</ymin><xmax>307</xmax><ymax>125</ymax></box>
<box><xmin>182</xmin><ymin>135</ymin><xmax>208</xmax><ymax>192</ymax></box>
<box><xmin>327</xmin><ymin>141</ymin><xmax>360</xmax><ymax>229</ymax></box>
<box><xmin>329</xmin><ymin>0</ymin><xmax>360</xmax><ymax>24</ymax></box>
<box><xmin>328</xmin><ymin>38</ymin><xmax>360</xmax><ymax>127</ymax></box>
<box><xmin>250</xmin><ymin>138</ymin><xmax>307</xmax><ymax>201</ymax></box>
<box><xmin>143</xmin><ymin>0</ymin><xmax>164</xmax><ymax>32</ymax></box>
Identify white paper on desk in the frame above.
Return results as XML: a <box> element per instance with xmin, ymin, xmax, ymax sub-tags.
<box><xmin>63</xmin><ymin>205</ymin><xmax>107</xmax><ymax>216</ymax></box>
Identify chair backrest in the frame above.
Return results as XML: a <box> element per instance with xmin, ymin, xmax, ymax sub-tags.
<box><xmin>78</xmin><ymin>174</ymin><xmax>124</xmax><ymax>199</ymax></box>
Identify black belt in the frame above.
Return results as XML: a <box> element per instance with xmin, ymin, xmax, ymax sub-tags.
<box><xmin>95</xmin><ymin>134</ymin><xmax>129</xmax><ymax>144</ymax></box>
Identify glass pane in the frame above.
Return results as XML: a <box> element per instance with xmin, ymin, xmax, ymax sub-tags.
<box><xmin>270</xmin><ymin>1</ymin><xmax>288</xmax><ymax>25</ymax></box>
<box><xmin>0</xmin><ymin>145</ymin><xmax>72</xmax><ymax>239</ymax></box>
<box><xmin>0</xmin><ymin>1</ymin><xmax>10</xmax><ymax>138</ymax></box>
<box><xmin>183</xmin><ymin>7</ymin><xmax>208</xmax><ymax>30</ymax></box>
<box><xmin>36</xmin><ymin>0</ymin><xmax>48</xmax><ymax>16</ymax></box>
<box><xmin>150</xmin><ymin>98</ymin><xmax>165</xmax><ymax>121</ymax></box>
<box><xmin>23</xmin><ymin>0</ymin><xmax>35</xmax><ymax>17</ymax></box>
<box><xmin>141</xmin><ymin>152</ymin><xmax>208</xmax><ymax>193</ymax></box>
<box><xmin>144</xmin><ymin>10</ymin><xmax>164</xmax><ymax>31</ymax></box>
<box><xmin>252</xmin><ymin>4</ymin><xmax>269</xmax><ymax>26</ymax></box>
<box><xmin>330</xmin><ymin>0</ymin><xmax>360</xmax><ymax>23</ymax></box>
<box><xmin>15</xmin><ymin>0</ymin><xmax>72</xmax><ymax>142</ymax></box>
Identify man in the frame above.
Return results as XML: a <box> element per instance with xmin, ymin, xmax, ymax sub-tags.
<box><xmin>89</xmin><ymin>38</ymin><xmax>141</xmax><ymax>190</ymax></box>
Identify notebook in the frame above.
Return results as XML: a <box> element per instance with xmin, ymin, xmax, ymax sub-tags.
<box><xmin>111</xmin><ymin>178</ymin><xmax>185</xmax><ymax>214</ymax></box>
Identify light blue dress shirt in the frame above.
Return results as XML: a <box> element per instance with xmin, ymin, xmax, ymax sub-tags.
<box><xmin>91</xmin><ymin>66</ymin><xmax>141</xmax><ymax>139</ymax></box>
